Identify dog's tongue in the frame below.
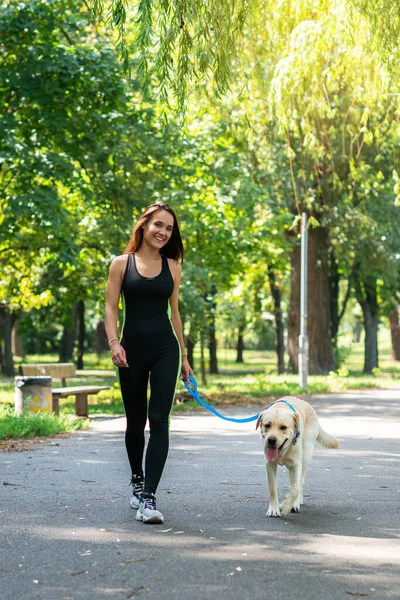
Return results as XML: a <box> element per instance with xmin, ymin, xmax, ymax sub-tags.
<box><xmin>266</xmin><ymin>447</ymin><xmax>279</xmax><ymax>462</ymax></box>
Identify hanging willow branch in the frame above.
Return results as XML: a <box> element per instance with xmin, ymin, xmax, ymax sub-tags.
<box><xmin>89</xmin><ymin>0</ymin><xmax>251</xmax><ymax>112</ymax></box>
<box><xmin>348</xmin><ymin>1</ymin><xmax>400</xmax><ymax>56</ymax></box>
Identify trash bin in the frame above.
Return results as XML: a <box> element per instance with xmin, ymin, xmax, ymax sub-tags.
<box><xmin>14</xmin><ymin>376</ymin><xmax>53</xmax><ymax>415</ymax></box>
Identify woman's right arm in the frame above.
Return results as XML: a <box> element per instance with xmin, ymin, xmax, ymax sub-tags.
<box><xmin>105</xmin><ymin>256</ymin><xmax>129</xmax><ymax>368</ymax></box>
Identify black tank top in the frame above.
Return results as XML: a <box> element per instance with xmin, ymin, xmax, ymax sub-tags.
<box><xmin>121</xmin><ymin>253</ymin><xmax>175</xmax><ymax>340</ymax></box>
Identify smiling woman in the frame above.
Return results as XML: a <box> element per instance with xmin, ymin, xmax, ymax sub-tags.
<box><xmin>122</xmin><ymin>203</ymin><xmax>184</xmax><ymax>261</ymax></box>
<box><xmin>104</xmin><ymin>203</ymin><xmax>193</xmax><ymax>524</ymax></box>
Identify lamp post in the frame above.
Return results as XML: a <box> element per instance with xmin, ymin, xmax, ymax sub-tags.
<box><xmin>298</xmin><ymin>212</ymin><xmax>308</xmax><ymax>388</ymax></box>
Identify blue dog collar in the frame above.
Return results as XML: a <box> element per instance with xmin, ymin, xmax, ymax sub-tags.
<box><xmin>265</xmin><ymin>399</ymin><xmax>300</xmax><ymax>446</ymax></box>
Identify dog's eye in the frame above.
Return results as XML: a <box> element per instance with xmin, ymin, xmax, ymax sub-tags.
<box><xmin>280</xmin><ymin>425</ymin><xmax>287</xmax><ymax>431</ymax></box>
<box><xmin>264</xmin><ymin>423</ymin><xmax>271</xmax><ymax>429</ymax></box>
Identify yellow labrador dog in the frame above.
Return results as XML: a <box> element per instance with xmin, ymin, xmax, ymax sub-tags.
<box><xmin>256</xmin><ymin>397</ymin><xmax>338</xmax><ymax>517</ymax></box>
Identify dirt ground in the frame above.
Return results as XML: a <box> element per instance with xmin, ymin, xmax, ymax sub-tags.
<box><xmin>0</xmin><ymin>432</ymin><xmax>71</xmax><ymax>453</ymax></box>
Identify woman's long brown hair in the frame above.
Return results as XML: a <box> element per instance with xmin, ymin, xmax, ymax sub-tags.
<box><xmin>123</xmin><ymin>203</ymin><xmax>184</xmax><ymax>262</ymax></box>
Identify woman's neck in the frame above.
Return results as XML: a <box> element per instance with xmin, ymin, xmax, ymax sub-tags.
<box><xmin>135</xmin><ymin>244</ymin><xmax>161</xmax><ymax>261</ymax></box>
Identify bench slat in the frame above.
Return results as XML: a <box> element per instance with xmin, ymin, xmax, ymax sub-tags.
<box><xmin>52</xmin><ymin>386</ymin><xmax>110</xmax><ymax>398</ymax></box>
<box><xmin>20</xmin><ymin>363</ymin><xmax>76</xmax><ymax>378</ymax></box>
<box><xmin>52</xmin><ymin>386</ymin><xmax>111</xmax><ymax>417</ymax></box>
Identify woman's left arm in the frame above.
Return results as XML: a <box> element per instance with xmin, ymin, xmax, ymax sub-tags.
<box><xmin>169</xmin><ymin>261</ymin><xmax>193</xmax><ymax>382</ymax></box>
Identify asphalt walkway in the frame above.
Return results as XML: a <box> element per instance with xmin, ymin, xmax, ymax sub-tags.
<box><xmin>1</xmin><ymin>389</ymin><xmax>400</xmax><ymax>599</ymax></box>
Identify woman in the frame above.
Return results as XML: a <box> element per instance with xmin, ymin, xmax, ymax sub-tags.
<box><xmin>105</xmin><ymin>203</ymin><xmax>193</xmax><ymax>524</ymax></box>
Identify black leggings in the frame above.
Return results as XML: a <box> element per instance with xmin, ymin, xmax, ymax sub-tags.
<box><xmin>118</xmin><ymin>333</ymin><xmax>180</xmax><ymax>495</ymax></box>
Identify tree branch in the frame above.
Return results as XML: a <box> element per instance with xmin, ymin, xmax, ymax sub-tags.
<box><xmin>59</xmin><ymin>26</ymin><xmax>75</xmax><ymax>46</ymax></box>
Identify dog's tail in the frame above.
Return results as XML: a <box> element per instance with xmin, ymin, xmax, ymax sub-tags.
<box><xmin>317</xmin><ymin>426</ymin><xmax>339</xmax><ymax>449</ymax></box>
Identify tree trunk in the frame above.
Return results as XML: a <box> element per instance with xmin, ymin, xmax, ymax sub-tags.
<box><xmin>353</xmin><ymin>320</ymin><xmax>362</xmax><ymax>343</ymax></box>
<box><xmin>207</xmin><ymin>284</ymin><xmax>218</xmax><ymax>374</ymax></box>
<box><xmin>236</xmin><ymin>326</ymin><xmax>245</xmax><ymax>363</ymax></box>
<box><xmin>0</xmin><ymin>308</ymin><xmax>3</xmax><ymax>374</ymax></box>
<box><xmin>288</xmin><ymin>226</ymin><xmax>336</xmax><ymax>374</ymax></box>
<box><xmin>59</xmin><ymin>326</ymin><xmax>76</xmax><ymax>362</ymax></box>
<box><xmin>355</xmin><ymin>276</ymin><xmax>378</xmax><ymax>373</ymax></box>
<box><xmin>76</xmin><ymin>300</ymin><xmax>85</xmax><ymax>370</ymax></box>
<box><xmin>0</xmin><ymin>305</ymin><xmax>15</xmax><ymax>376</ymax></box>
<box><xmin>208</xmin><ymin>321</ymin><xmax>218</xmax><ymax>373</ymax></box>
<box><xmin>59</xmin><ymin>303</ymin><xmax>78</xmax><ymax>362</ymax></box>
<box><xmin>362</xmin><ymin>307</ymin><xmax>378</xmax><ymax>373</ymax></box>
<box><xmin>268</xmin><ymin>266</ymin><xmax>286</xmax><ymax>374</ymax></box>
<box><xmin>187</xmin><ymin>336</ymin><xmax>195</xmax><ymax>370</ymax></box>
<box><xmin>389</xmin><ymin>307</ymin><xmax>400</xmax><ymax>361</ymax></box>
<box><xmin>200</xmin><ymin>330</ymin><xmax>207</xmax><ymax>386</ymax></box>
<box><xmin>95</xmin><ymin>320</ymin><xmax>109</xmax><ymax>354</ymax></box>
<box><xmin>329</xmin><ymin>251</ymin><xmax>340</xmax><ymax>354</ymax></box>
<box><xmin>329</xmin><ymin>251</ymin><xmax>352</xmax><ymax>364</ymax></box>
<box><xmin>12</xmin><ymin>319</ymin><xmax>24</xmax><ymax>357</ymax></box>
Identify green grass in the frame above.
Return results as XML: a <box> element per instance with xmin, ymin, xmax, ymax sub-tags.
<box><xmin>0</xmin><ymin>405</ymin><xmax>89</xmax><ymax>441</ymax></box>
<box><xmin>1</xmin><ymin>328</ymin><xmax>400</xmax><ymax>440</ymax></box>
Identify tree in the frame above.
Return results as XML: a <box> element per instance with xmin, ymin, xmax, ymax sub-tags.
<box><xmin>225</xmin><ymin>1</ymin><xmax>400</xmax><ymax>373</ymax></box>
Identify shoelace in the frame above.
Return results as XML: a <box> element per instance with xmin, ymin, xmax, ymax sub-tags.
<box><xmin>142</xmin><ymin>494</ymin><xmax>156</xmax><ymax>510</ymax></box>
<box><xmin>130</xmin><ymin>475</ymin><xmax>144</xmax><ymax>497</ymax></box>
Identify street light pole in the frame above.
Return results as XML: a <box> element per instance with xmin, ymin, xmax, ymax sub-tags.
<box><xmin>299</xmin><ymin>212</ymin><xmax>308</xmax><ymax>388</ymax></box>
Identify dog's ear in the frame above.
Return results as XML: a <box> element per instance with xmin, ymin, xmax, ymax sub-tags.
<box><xmin>293</xmin><ymin>412</ymin><xmax>299</xmax><ymax>431</ymax></box>
<box><xmin>256</xmin><ymin>413</ymin><xmax>263</xmax><ymax>430</ymax></box>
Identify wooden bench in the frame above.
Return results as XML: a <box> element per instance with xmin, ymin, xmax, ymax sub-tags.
<box><xmin>18</xmin><ymin>363</ymin><xmax>110</xmax><ymax>417</ymax></box>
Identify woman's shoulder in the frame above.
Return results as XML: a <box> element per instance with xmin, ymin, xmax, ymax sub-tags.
<box><xmin>110</xmin><ymin>254</ymin><xmax>129</xmax><ymax>272</ymax></box>
<box><xmin>166</xmin><ymin>257</ymin><xmax>182</xmax><ymax>279</ymax></box>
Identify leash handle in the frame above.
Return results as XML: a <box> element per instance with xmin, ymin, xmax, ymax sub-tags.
<box><xmin>183</xmin><ymin>375</ymin><xmax>260</xmax><ymax>424</ymax></box>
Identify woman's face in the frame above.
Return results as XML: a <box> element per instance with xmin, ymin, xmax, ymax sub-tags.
<box><xmin>143</xmin><ymin>210</ymin><xmax>174</xmax><ymax>250</ymax></box>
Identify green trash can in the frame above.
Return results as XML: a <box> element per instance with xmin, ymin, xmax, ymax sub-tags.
<box><xmin>14</xmin><ymin>376</ymin><xmax>53</xmax><ymax>415</ymax></box>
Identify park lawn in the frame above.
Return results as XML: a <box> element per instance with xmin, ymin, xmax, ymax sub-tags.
<box><xmin>1</xmin><ymin>329</ymin><xmax>400</xmax><ymax>439</ymax></box>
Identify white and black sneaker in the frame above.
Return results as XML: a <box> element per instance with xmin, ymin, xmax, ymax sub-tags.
<box><xmin>129</xmin><ymin>474</ymin><xmax>144</xmax><ymax>509</ymax></box>
<box><xmin>135</xmin><ymin>493</ymin><xmax>164</xmax><ymax>524</ymax></box>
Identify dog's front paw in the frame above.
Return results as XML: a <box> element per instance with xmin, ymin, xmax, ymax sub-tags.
<box><xmin>291</xmin><ymin>496</ymin><xmax>301</xmax><ymax>513</ymax></box>
<box><xmin>280</xmin><ymin>502</ymin><xmax>292</xmax><ymax>516</ymax></box>
<box><xmin>266</xmin><ymin>505</ymin><xmax>281</xmax><ymax>517</ymax></box>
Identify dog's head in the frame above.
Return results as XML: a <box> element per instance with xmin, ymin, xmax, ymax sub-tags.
<box><xmin>256</xmin><ymin>403</ymin><xmax>299</xmax><ymax>462</ymax></box>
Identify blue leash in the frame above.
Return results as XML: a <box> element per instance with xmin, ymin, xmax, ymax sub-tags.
<box><xmin>183</xmin><ymin>375</ymin><xmax>259</xmax><ymax>423</ymax></box>
<box><xmin>183</xmin><ymin>376</ymin><xmax>300</xmax><ymax>443</ymax></box>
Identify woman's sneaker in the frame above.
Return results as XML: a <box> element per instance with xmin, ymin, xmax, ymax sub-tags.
<box><xmin>135</xmin><ymin>493</ymin><xmax>164</xmax><ymax>524</ymax></box>
<box><xmin>129</xmin><ymin>475</ymin><xmax>144</xmax><ymax>509</ymax></box>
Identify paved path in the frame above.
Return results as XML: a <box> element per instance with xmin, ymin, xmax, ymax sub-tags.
<box><xmin>1</xmin><ymin>390</ymin><xmax>400</xmax><ymax>599</ymax></box>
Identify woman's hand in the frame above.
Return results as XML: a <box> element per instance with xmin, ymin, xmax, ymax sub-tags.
<box><xmin>181</xmin><ymin>356</ymin><xmax>193</xmax><ymax>382</ymax></box>
<box><xmin>110</xmin><ymin>342</ymin><xmax>129</xmax><ymax>368</ymax></box>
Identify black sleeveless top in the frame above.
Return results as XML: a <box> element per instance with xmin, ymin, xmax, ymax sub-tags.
<box><xmin>121</xmin><ymin>253</ymin><xmax>175</xmax><ymax>340</ymax></box>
